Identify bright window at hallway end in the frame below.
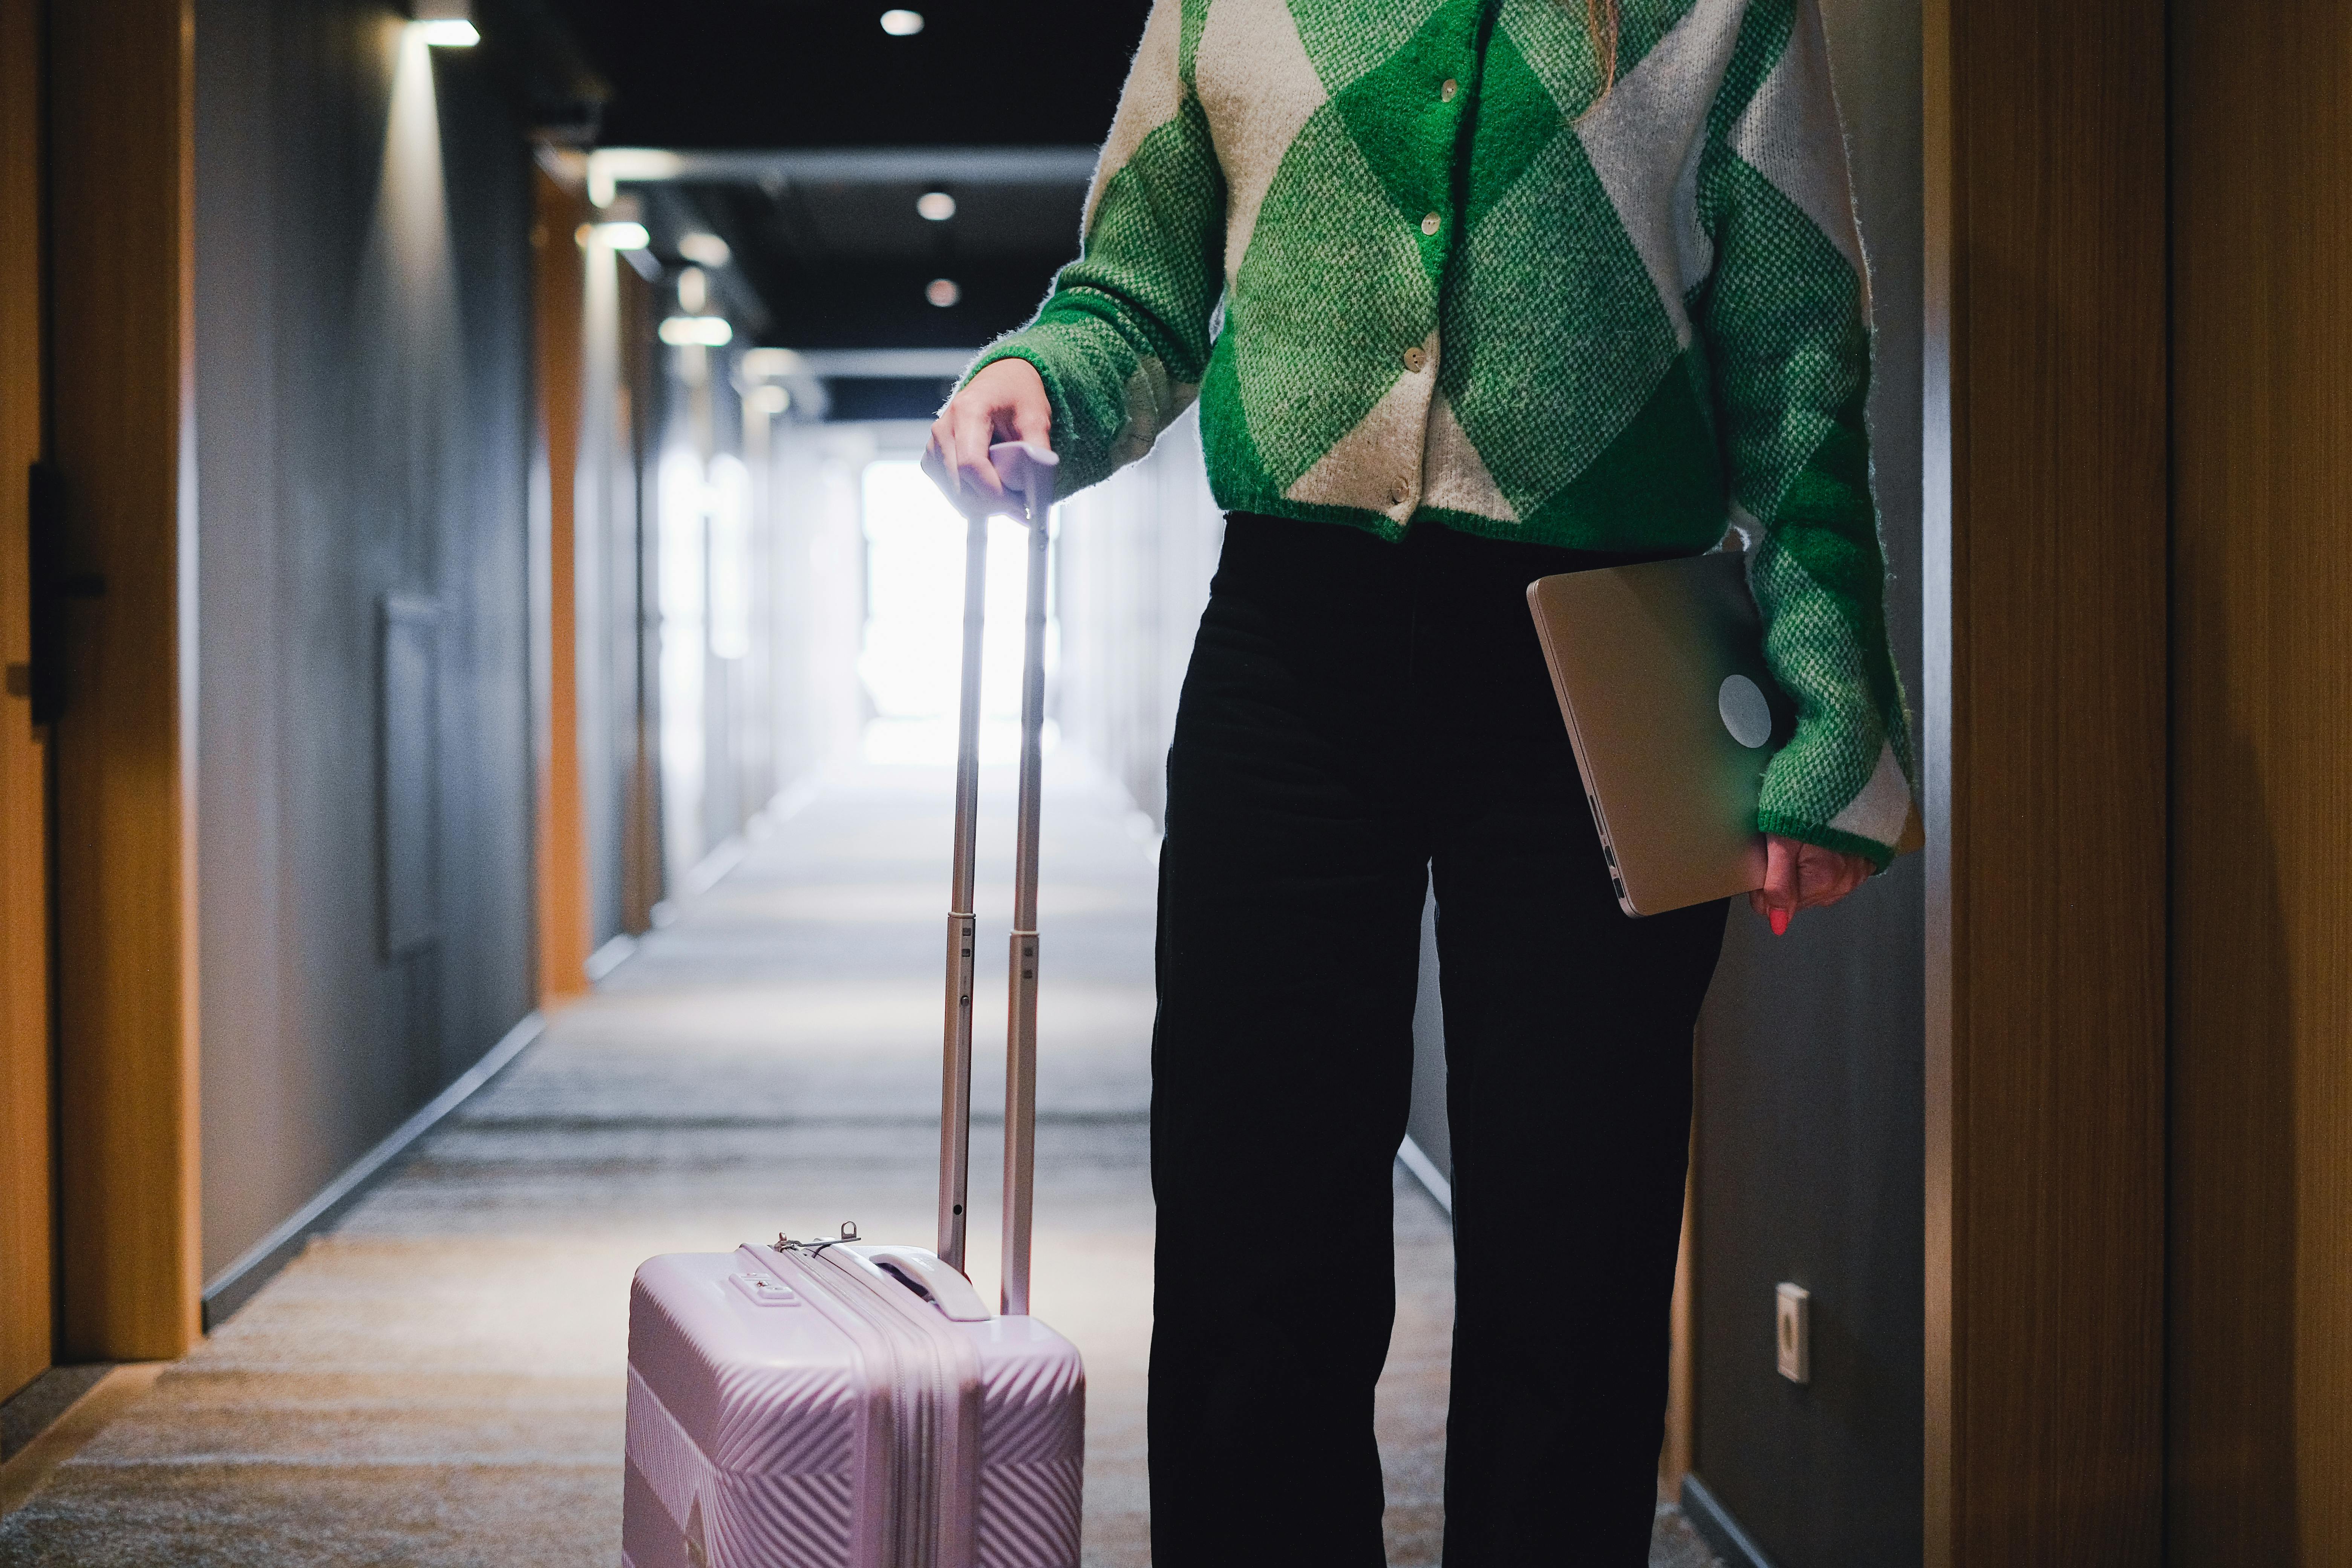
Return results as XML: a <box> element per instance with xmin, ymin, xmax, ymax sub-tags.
<box><xmin>858</xmin><ymin>460</ymin><xmax>1058</xmax><ymax>767</ymax></box>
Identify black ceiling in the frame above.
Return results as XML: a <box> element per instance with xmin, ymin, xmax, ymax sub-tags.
<box><xmin>617</xmin><ymin>161</ymin><xmax>1096</xmax><ymax>352</ymax></box>
<box><xmin>529</xmin><ymin>0</ymin><xmax>1149</xmax><ymax>359</ymax></box>
<box><xmin>672</xmin><ymin>173</ymin><xmax>1086</xmax><ymax>349</ymax></box>
<box><xmin>544</xmin><ymin>0</ymin><xmax>1150</xmax><ymax>150</ymax></box>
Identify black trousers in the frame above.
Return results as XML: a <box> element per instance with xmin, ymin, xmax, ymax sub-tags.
<box><xmin>1147</xmin><ymin>514</ymin><xmax>1728</xmax><ymax>1566</ymax></box>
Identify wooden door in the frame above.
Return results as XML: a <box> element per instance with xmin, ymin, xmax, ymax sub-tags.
<box><xmin>0</xmin><ymin>0</ymin><xmax>54</xmax><ymax>1401</ymax></box>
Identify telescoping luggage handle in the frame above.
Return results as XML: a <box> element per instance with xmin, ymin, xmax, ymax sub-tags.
<box><xmin>934</xmin><ymin>440</ymin><xmax>1055</xmax><ymax>1317</ymax></box>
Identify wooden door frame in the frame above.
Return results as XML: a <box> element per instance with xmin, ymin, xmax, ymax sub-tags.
<box><xmin>46</xmin><ymin>0</ymin><xmax>202</xmax><ymax>1361</ymax></box>
<box><xmin>531</xmin><ymin>165</ymin><xmax>593</xmax><ymax>1009</ymax></box>
<box><xmin>1922</xmin><ymin>0</ymin><xmax>2169</xmax><ymax>1560</ymax></box>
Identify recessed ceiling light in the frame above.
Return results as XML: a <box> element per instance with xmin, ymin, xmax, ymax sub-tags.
<box><xmin>417</xmin><ymin>19</ymin><xmax>479</xmax><ymax>45</ymax></box>
<box><xmin>658</xmin><ymin>316</ymin><xmax>733</xmax><ymax>347</ymax></box>
<box><xmin>925</xmin><ymin>278</ymin><xmax>961</xmax><ymax>308</ymax></box>
<box><xmin>578</xmin><ymin>220</ymin><xmax>649</xmax><ymax>251</ymax></box>
<box><xmin>880</xmin><ymin>9</ymin><xmax>924</xmax><ymax>35</ymax></box>
<box><xmin>678</xmin><ymin>232</ymin><xmax>731</xmax><ymax>267</ymax></box>
<box><xmin>916</xmin><ymin>191</ymin><xmax>957</xmax><ymax>222</ymax></box>
<box><xmin>740</xmin><ymin>348</ymin><xmax>801</xmax><ymax>380</ymax></box>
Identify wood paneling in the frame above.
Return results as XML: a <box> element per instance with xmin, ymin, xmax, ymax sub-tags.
<box><xmin>533</xmin><ymin>170</ymin><xmax>592</xmax><ymax>1005</ymax></box>
<box><xmin>0</xmin><ymin>0</ymin><xmax>54</xmax><ymax>1401</ymax></box>
<box><xmin>1921</xmin><ymin>0</ymin><xmax>2169</xmax><ymax>1562</ymax></box>
<box><xmin>2169</xmin><ymin>0</ymin><xmax>2352</xmax><ymax>1558</ymax></box>
<box><xmin>47</xmin><ymin>0</ymin><xmax>202</xmax><ymax>1359</ymax></box>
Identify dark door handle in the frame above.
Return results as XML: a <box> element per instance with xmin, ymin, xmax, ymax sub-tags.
<box><xmin>28</xmin><ymin>461</ymin><xmax>103</xmax><ymax>727</ymax></box>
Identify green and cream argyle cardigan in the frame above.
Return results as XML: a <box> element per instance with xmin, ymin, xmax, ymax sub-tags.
<box><xmin>971</xmin><ymin>0</ymin><xmax>1919</xmax><ymax>866</ymax></box>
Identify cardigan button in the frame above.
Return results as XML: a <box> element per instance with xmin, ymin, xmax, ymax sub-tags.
<box><xmin>1421</xmin><ymin>212</ymin><xmax>1441</xmax><ymax>236</ymax></box>
<box><xmin>1441</xmin><ymin>78</ymin><xmax>1458</xmax><ymax>102</ymax></box>
<box><xmin>1403</xmin><ymin>345</ymin><xmax>1427</xmax><ymax>373</ymax></box>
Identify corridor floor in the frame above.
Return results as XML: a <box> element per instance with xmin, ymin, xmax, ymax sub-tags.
<box><xmin>0</xmin><ymin>757</ymin><xmax>1718</xmax><ymax>1568</ymax></box>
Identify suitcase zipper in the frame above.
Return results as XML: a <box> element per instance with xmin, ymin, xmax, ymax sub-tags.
<box><xmin>769</xmin><ymin>1246</ymin><xmax>909</xmax><ymax>1568</ymax></box>
<box><xmin>774</xmin><ymin>1241</ymin><xmax>966</xmax><ymax>1568</ymax></box>
<box><xmin>815</xmin><ymin>1252</ymin><xmax>949</xmax><ymax>1568</ymax></box>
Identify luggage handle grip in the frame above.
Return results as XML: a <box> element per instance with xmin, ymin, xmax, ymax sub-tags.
<box><xmin>842</xmin><ymin>1245</ymin><xmax>994</xmax><ymax>1323</ymax></box>
<box><xmin>920</xmin><ymin>438</ymin><xmax>1057</xmax><ymax>526</ymax></box>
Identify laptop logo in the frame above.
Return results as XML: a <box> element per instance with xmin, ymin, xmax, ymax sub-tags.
<box><xmin>1718</xmin><ymin>675</ymin><xmax>1772</xmax><ymax>750</ymax></box>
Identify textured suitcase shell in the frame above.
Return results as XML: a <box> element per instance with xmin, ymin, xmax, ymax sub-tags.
<box><xmin>624</xmin><ymin>1244</ymin><xmax>1084</xmax><ymax>1568</ymax></box>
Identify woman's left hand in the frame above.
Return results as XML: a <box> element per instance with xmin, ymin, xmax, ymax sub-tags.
<box><xmin>1748</xmin><ymin>834</ymin><xmax>1871</xmax><ymax>935</ymax></box>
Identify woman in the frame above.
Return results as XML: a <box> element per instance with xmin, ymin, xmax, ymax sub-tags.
<box><xmin>929</xmin><ymin>0</ymin><xmax>1913</xmax><ymax>1560</ymax></box>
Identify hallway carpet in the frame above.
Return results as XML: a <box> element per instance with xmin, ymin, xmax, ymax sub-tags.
<box><xmin>0</xmin><ymin>758</ymin><xmax>1717</xmax><ymax>1567</ymax></box>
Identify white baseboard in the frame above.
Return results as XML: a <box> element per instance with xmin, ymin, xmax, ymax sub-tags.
<box><xmin>1681</xmin><ymin>1474</ymin><xmax>1781</xmax><ymax>1568</ymax></box>
<box><xmin>1396</xmin><ymin>1135</ymin><xmax>1453</xmax><ymax>1216</ymax></box>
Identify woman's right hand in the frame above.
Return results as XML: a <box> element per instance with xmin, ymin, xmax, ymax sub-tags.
<box><xmin>927</xmin><ymin>358</ymin><xmax>1053</xmax><ymax>513</ymax></box>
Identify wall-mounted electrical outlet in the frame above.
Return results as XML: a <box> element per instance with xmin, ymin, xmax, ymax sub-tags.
<box><xmin>1776</xmin><ymin>1282</ymin><xmax>1811</xmax><ymax>1384</ymax></box>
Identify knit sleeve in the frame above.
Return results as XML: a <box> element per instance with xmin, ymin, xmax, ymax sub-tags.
<box><xmin>963</xmin><ymin>0</ymin><xmax>1228</xmax><ymax>497</ymax></box>
<box><xmin>1692</xmin><ymin>0</ymin><xmax>1918</xmax><ymax>869</ymax></box>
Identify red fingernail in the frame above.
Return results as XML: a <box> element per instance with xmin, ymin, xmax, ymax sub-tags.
<box><xmin>1770</xmin><ymin>909</ymin><xmax>1789</xmax><ymax>936</ymax></box>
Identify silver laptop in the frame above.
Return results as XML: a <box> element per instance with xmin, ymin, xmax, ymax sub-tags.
<box><xmin>1525</xmin><ymin>551</ymin><xmax>1789</xmax><ymax>918</ymax></box>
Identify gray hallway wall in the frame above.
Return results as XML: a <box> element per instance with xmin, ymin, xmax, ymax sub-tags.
<box><xmin>194</xmin><ymin>0</ymin><xmax>537</xmax><ymax>1293</ymax></box>
<box><xmin>1686</xmin><ymin>2</ymin><xmax>1926</xmax><ymax>1561</ymax></box>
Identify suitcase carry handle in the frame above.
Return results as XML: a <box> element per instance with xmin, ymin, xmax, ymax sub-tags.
<box><xmin>933</xmin><ymin>440</ymin><xmax>1057</xmax><ymax>1318</ymax></box>
<box><xmin>840</xmin><ymin>1243</ymin><xmax>995</xmax><ymax>1322</ymax></box>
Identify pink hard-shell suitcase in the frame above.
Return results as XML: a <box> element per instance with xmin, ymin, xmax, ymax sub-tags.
<box><xmin>625</xmin><ymin>446</ymin><xmax>1085</xmax><ymax>1568</ymax></box>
